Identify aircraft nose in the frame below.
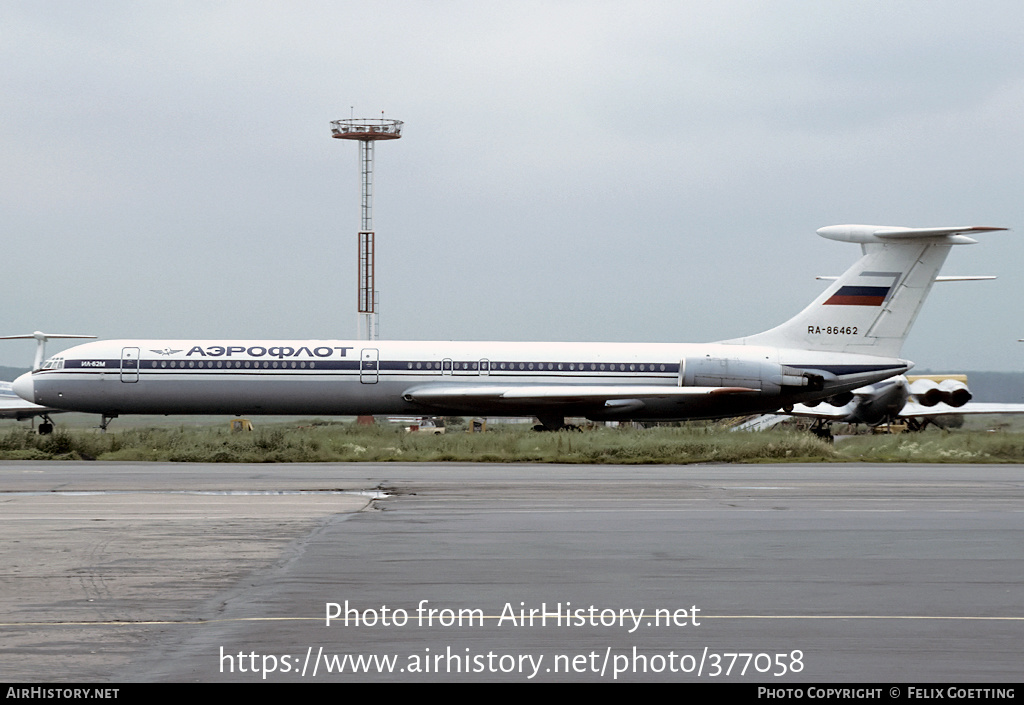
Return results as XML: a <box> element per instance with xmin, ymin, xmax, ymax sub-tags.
<box><xmin>12</xmin><ymin>373</ymin><xmax>35</xmax><ymax>403</ymax></box>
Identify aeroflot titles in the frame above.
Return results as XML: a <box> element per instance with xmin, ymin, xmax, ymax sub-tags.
<box><xmin>183</xmin><ymin>345</ymin><xmax>356</xmax><ymax>358</ymax></box>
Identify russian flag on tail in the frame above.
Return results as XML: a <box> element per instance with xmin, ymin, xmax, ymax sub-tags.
<box><xmin>824</xmin><ymin>285</ymin><xmax>892</xmax><ymax>306</ymax></box>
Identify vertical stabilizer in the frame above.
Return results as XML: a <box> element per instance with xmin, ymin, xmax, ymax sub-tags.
<box><xmin>723</xmin><ymin>225</ymin><xmax>1006</xmax><ymax>358</ymax></box>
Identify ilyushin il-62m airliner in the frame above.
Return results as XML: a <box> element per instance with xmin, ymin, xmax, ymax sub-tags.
<box><xmin>13</xmin><ymin>224</ymin><xmax>1006</xmax><ymax>430</ymax></box>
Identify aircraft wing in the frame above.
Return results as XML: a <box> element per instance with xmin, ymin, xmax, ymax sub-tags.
<box><xmin>732</xmin><ymin>414</ymin><xmax>792</xmax><ymax>431</ymax></box>
<box><xmin>754</xmin><ymin>400</ymin><xmax>1024</xmax><ymax>423</ymax></box>
<box><xmin>898</xmin><ymin>401</ymin><xmax>1024</xmax><ymax>418</ymax></box>
<box><xmin>0</xmin><ymin>396</ymin><xmax>63</xmax><ymax>420</ymax></box>
<box><xmin>741</xmin><ymin>398</ymin><xmax>1024</xmax><ymax>428</ymax></box>
<box><xmin>781</xmin><ymin>404</ymin><xmax>854</xmax><ymax>421</ymax></box>
<box><xmin>403</xmin><ymin>384</ymin><xmax>759</xmax><ymax>408</ymax></box>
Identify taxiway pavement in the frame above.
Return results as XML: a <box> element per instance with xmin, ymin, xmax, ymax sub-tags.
<box><xmin>1</xmin><ymin>462</ymin><xmax>1021</xmax><ymax>682</ymax></box>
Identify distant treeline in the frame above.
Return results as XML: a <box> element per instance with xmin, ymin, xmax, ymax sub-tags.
<box><xmin>0</xmin><ymin>366</ymin><xmax>28</xmax><ymax>381</ymax></box>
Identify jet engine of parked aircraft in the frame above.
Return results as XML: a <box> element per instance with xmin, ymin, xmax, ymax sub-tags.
<box><xmin>735</xmin><ymin>374</ymin><xmax>1024</xmax><ymax>437</ymax></box>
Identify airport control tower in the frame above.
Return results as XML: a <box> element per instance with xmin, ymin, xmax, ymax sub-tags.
<box><xmin>330</xmin><ymin>116</ymin><xmax>403</xmax><ymax>340</ymax></box>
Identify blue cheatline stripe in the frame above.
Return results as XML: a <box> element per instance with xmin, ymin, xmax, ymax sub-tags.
<box><xmin>59</xmin><ymin>359</ymin><xmax>683</xmax><ymax>375</ymax></box>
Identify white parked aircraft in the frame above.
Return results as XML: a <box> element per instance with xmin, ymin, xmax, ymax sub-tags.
<box><xmin>0</xmin><ymin>380</ymin><xmax>62</xmax><ymax>427</ymax></box>
<box><xmin>0</xmin><ymin>332</ymin><xmax>96</xmax><ymax>434</ymax></box>
<box><xmin>12</xmin><ymin>224</ymin><xmax>1006</xmax><ymax>430</ymax></box>
<box><xmin>734</xmin><ymin>374</ymin><xmax>1024</xmax><ymax>436</ymax></box>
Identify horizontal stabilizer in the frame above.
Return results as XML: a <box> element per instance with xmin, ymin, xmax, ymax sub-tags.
<box><xmin>818</xmin><ymin>224</ymin><xmax>1007</xmax><ymax>245</ymax></box>
<box><xmin>815</xmin><ymin>275</ymin><xmax>995</xmax><ymax>282</ymax></box>
<box><xmin>872</xmin><ymin>226</ymin><xmax>1006</xmax><ymax>238</ymax></box>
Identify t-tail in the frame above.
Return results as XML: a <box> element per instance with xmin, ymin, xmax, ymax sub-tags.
<box><xmin>0</xmin><ymin>332</ymin><xmax>97</xmax><ymax>371</ymax></box>
<box><xmin>724</xmin><ymin>225</ymin><xmax>1007</xmax><ymax>357</ymax></box>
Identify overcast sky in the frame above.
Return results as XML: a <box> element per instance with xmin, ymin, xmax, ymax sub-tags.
<box><xmin>2</xmin><ymin>1</ymin><xmax>1023</xmax><ymax>371</ymax></box>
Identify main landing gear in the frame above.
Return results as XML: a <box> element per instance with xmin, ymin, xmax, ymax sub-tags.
<box><xmin>902</xmin><ymin>417</ymin><xmax>928</xmax><ymax>432</ymax></box>
<box><xmin>809</xmin><ymin>419</ymin><xmax>834</xmax><ymax>442</ymax></box>
<box><xmin>36</xmin><ymin>414</ymin><xmax>55</xmax><ymax>435</ymax></box>
<box><xmin>532</xmin><ymin>415</ymin><xmax>583</xmax><ymax>432</ymax></box>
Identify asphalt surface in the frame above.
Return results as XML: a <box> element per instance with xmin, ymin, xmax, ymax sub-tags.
<box><xmin>1</xmin><ymin>461</ymin><xmax>1021</xmax><ymax>682</ymax></box>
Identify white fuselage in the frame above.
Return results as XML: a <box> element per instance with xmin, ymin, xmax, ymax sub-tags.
<box><xmin>14</xmin><ymin>224</ymin><xmax>998</xmax><ymax>425</ymax></box>
<box><xmin>14</xmin><ymin>339</ymin><xmax>910</xmax><ymax>422</ymax></box>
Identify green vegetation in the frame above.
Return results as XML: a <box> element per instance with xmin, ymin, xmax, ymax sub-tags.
<box><xmin>1</xmin><ymin>420</ymin><xmax>1024</xmax><ymax>463</ymax></box>
<box><xmin>833</xmin><ymin>431</ymin><xmax>1024</xmax><ymax>463</ymax></box>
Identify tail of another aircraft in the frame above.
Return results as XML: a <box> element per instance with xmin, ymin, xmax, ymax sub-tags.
<box><xmin>725</xmin><ymin>225</ymin><xmax>1006</xmax><ymax>358</ymax></box>
<box><xmin>0</xmin><ymin>332</ymin><xmax>97</xmax><ymax>370</ymax></box>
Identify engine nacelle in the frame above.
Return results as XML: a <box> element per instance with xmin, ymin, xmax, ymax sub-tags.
<box><xmin>909</xmin><ymin>377</ymin><xmax>972</xmax><ymax>407</ymax></box>
<box><xmin>827</xmin><ymin>391</ymin><xmax>854</xmax><ymax>407</ymax></box>
<box><xmin>683</xmin><ymin>357</ymin><xmax>825</xmax><ymax>395</ymax></box>
<box><xmin>938</xmin><ymin>378</ymin><xmax>972</xmax><ymax>408</ymax></box>
<box><xmin>909</xmin><ymin>378</ymin><xmax>943</xmax><ymax>407</ymax></box>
